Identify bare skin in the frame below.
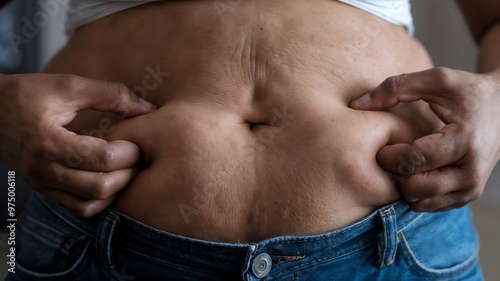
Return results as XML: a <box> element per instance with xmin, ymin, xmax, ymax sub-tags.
<box><xmin>351</xmin><ymin>0</ymin><xmax>500</xmax><ymax>212</ymax></box>
<box><xmin>0</xmin><ymin>73</ymin><xmax>156</xmax><ymax>215</ymax></box>
<box><xmin>44</xmin><ymin>0</ymin><xmax>434</xmax><ymax>242</ymax></box>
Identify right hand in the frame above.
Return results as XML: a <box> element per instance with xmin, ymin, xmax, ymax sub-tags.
<box><xmin>0</xmin><ymin>73</ymin><xmax>156</xmax><ymax>216</ymax></box>
<box><xmin>350</xmin><ymin>68</ymin><xmax>500</xmax><ymax>212</ymax></box>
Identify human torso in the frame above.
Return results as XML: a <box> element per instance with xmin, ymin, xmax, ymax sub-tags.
<box><xmin>45</xmin><ymin>0</ymin><xmax>432</xmax><ymax>243</ymax></box>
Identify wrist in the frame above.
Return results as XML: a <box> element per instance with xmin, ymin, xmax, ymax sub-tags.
<box><xmin>478</xmin><ymin>21</ymin><xmax>500</xmax><ymax>73</ymax></box>
<box><xmin>493</xmin><ymin>73</ymin><xmax>500</xmax><ymax>162</ymax></box>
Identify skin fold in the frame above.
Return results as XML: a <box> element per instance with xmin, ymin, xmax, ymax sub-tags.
<box><xmin>44</xmin><ymin>0</ymin><xmax>437</xmax><ymax>242</ymax></box>
<box><xmin>351</xmin><ymin>0</ymin><xmax>500</xmax><ymax>212</ymax></box>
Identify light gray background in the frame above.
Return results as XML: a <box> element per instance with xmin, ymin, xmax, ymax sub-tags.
<box><xmin>412</xmin><ymin>1</ymin><xmax>500</xmax><ymax>208</ymax></box>
<box><xmin>412</xmin><ymin>2</ymin><xmax>500</xmax><ymax>279</ymax></box>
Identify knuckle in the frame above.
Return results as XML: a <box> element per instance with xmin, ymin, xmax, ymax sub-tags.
<box><xmin>110</xmin><ymin>82</ymin><xmax>132</xmax><ymax>101</ymax></box>
<box><xmin>74</xmin><ymin>204</ymin><xmax>99</xmax><ymax>218</ymax></box>
<box><xmin>458</xmin><ymin>169</ymin><xmax>484</xmax><ymax>203</ymax></box>
<box><xmin>97</xmin><ymin>148</ymin><xmax>116</xmax><ymax>170</ymax></box>
<box><xmin>472</xmin><ymin>188</ymin><xmax>484</xmax><ymax>200</ymax></box>
<box><xmin>93</xmin><ymin>174</ymin><xmax>112</xmax><ymax>199</ymax></box>
<box><xmin>466</xmin><ymin>186</ymin><xmax>483</xmax><ymax>202</ymax></box>
<box><xmin>384</xmin><ymin>74</ymin><xmax>408</xmax><ymax>93</ymax></box>
<box><xmin>108</xmin><ymin>83</ymin><xmax>134</xmax><ymax>117</ymax></box>
<box><xmin>55</xmin><ymin>74</ymin><xmax>79</xmax><ymax>93</ymax></box>
<box><xmin>464</xmin><ymin>169</ymin><xmax>482</xmax><ymax>190</ymax></box>
<box><xmin>432</xmin><ymin>67</ymin><xmax>456</xmax><ymax>89</ymax></box>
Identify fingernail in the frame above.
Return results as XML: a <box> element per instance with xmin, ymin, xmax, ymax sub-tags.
<box><xmin>351</xmin><ymin>93</ymin><xmax>372</xmax><ymax>108</ymax></box>
<box><xmin>139</xmin><ymin>98</ymin><xmax>156</xmax><ymax>109</ymax></box>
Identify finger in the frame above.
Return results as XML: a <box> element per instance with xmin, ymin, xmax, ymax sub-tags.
<box><xmin>398</xmin><ymin>167</ymin><xmax>460</xmax><ymax>202</ymax></box>
<box><xmin>376</xmin><ymin>125</ymin><xmax>466</xmax><ymax>175</ymax></box>
<box><xmin>398</xmin><ymin>167</ymin><xmax>481</xmax><ymax>211</ymax></box>
<box><xmin>54</xmin><ymin>132</ymin><xmax>141</xmax><ymax>172</ymax></box>
<box><xmin>432</xmin><ymin>201</ymin><xmax>469</xmax><ymax>212</ymax></box>
<box><xmin>408</xmin><ymin>192</ymin><xmax>471</xmax><ymax>213</ymax></box>
<box><xmin>40</xmin><ymin>189</ymin><xmax>116</xmax><ymax>217</ymax></box>
<box><xmin>350</xmin><ymin>67</ymin><xmax>459</xmax><ymax>110</ymax></box>
<box><xmin>62</xmin><ymin>75</ymin><xmax>156</xmax><ymax>119</ymax></box>
<box><xmin>48</xmin><ymin>163</ymin><xmax>136</xmax><ymax>200</ymax></box>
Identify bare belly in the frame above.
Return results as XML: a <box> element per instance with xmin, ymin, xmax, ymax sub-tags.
<box><xmin>44</xmin><ymin>0</ymin><xmax>433</xmax><ymax>242</ymax></box>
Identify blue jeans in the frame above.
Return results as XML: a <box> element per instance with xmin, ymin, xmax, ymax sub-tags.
<box><xmin>6</xmin><ymin>193</ymin><xmax>483</xmax><ymax>281</ymax></box>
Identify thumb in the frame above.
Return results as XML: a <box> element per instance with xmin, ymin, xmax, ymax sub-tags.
<box><xmin>349</xmin><ymin>91</ymin><xmax>397</xmax><ymax>111</ymax></box>
<box><xmin>376</xmin><ymin>127</ymin><xmax>465</xmax><ymax>175</ymax></box>
<box><xmin>63</xmin><ymin>75</ymin><xmax>156</xmax><ymax>119</ymax></box>
<box><xmin>349</xmin><ymin>68</ymin><xmax>450</xmax><ymax>110</ymax></box>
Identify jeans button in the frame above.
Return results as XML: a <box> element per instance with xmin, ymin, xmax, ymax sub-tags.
<box><xmin>252</xmin><ymin>253</ymin><xmax>272</xmax><ymax>278</ymax></box>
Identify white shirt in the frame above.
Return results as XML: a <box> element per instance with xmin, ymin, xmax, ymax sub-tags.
<box><xmin>66</xmin><ymin>0</ymin><xmax>414</xmax><ymax>36</ymax></box>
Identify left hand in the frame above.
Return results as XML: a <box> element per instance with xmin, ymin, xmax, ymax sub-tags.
<box><xmin>350</xmin><ymin>67</ymin><xmax>500</xmax><ymax>212</ymax></box>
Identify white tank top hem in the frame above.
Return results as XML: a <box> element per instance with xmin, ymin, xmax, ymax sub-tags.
<box><xmin>65</xmin><ymin>0</ymin><xmax>414</xmax><ymax>36</ymax></box>
<box><xmin>337</xmin><ymin>0</ymin><xmax>414</xmax><ymax>35</ymax></box>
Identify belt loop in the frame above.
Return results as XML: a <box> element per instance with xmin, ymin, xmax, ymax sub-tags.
<box><xmin>242</xmin><ymin>244</ymin><xmax>257</xmax><ymax>281</ymax></box>
<box><xmin>95</xmin><ymin>211</ymin><xmax>120</xmax><ymax>269</ymax></box>
<box><xmin>378</xmin><ymin>206</ymin><xmax>398</xmax><ymax>268</ymax></box>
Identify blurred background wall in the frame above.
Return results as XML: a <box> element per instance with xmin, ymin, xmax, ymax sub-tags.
<box><xmin>412</xmin><ymin>2</ymin><xmax>500</xmax><ymax>280</ymax></box>
<box><xmin>1</xmin><ymin>0</ymin><xmax>499</xmax><ymax>279</ymax></box>
<box><xmin>412</xmin><ymin>0</ymin><xmax>500</xmax><ymax>207</ymax></box>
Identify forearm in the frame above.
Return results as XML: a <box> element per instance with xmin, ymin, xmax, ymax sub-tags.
<box><xmin>477</xmin><ymin>22</ymin><xmax>500</xmax><ymax>162</ymax></box>
<box><xmin>457</xmin><ymin>0</ymin><xmax>500</xmax><ymax>161</ymax></box>
<box><xmin>456</xmin><ymin>0</ymin><xmax>500</xmax><ymax>73</ymax></box>
<box><xmin>478</xmin><ymin>22</ymin><xmax>500</xmax><ymax>74</ymax></box>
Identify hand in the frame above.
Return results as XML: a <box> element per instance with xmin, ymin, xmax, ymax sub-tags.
<box><xmin>0</xmin><ymin>73</ymin><xmax>156</xmax><ymax>216</ymax></box>
<box><xmin>350</xmin><ymin>67</ymin><xmax>500</xmax><ymax>212</ymax></box>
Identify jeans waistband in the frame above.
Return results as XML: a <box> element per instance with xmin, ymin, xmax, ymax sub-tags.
<box><xmin>31</xmin><ymin>193</ymin><xmax>423</xmax><ymax>278</ymax></box>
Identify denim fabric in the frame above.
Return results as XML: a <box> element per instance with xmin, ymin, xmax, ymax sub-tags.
<box><xmin>6</xmin><ymin>193</ymin><xmax>483</xmax><ymax>281</ymax></box>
